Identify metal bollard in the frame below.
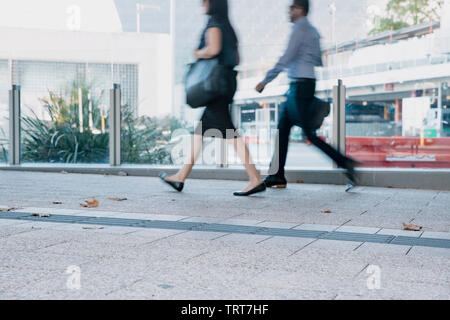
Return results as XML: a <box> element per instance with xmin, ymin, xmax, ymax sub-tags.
<box><xmin>109</xmin><ymin>84</ymin><xmax>121</xmax><ymax>166</ymax></box>
<box><xmin>216</xmin><ymin>138</ymin><xmax>228</xmax><ymax>168</ymax></box>
<box><xmin>9</xmin><ymin>85</ymin><xmax>21</xmax><ymax>165</ymax></box>
<box><xmin>332</xmin><ymin>79</ymin><xmax>346</xmax><ymax>168</ymax></box>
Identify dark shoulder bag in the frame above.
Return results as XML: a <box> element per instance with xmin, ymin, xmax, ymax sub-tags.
<box><xmin>184</xmin><ymin>58</ymin><xmax>231</xmax><ymax>108</ymax></box>
<box><xmin>309</xmin><ymin>97</ymin><xmax>331</xmax><ymax>130</ymax></box>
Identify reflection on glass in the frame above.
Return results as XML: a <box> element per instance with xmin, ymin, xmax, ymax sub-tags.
<box><xmin>333</xmin><ymin>0</ymin><xmax>450</xmax><ymax>169</ymax></box>
<box><xmin>2</xmin><ymin>0</ymin><xmax>448</xmax><ymax>169</ymax></box>
<box><xmin>0</xmin><ymin>60</ymin><xmax>8</xmax><ymax>164</ymax></box>
<box><xmin>229</xmin><ymin>101</ymin><xmax>333</xmax><ymax>169</ymax></box>
<box><xmin>120</xmin><ymin>106</ymin><xmax>188</xmax><ymax>165</ymax></box>
<box><xmin>15</xmin><ymin>61</ymin><xmax>133</xmax><ymax>164</ymax></box>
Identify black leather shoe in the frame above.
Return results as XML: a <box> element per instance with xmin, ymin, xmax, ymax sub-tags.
<box><xmin>344</xmin><ymin>159</ymin><xmax>359</xmax><ymax>192</ymax></box>
<box><xmin>159</xmin><ymin>172</ymin><xmax>184</xmax><ymax>192</ymax></box>
<box><xmin>263</xmin><ymin>175</ymin><xmax>287</xmax><ymax>188</ymax></box>
<box><xmin>233</xmin><ymin>183</ymin><xmax>267</xmax><ymax>197</ymax></box>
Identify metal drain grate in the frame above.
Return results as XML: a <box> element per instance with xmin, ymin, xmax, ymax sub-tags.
<box><xmin>1</xmin><ymin>211</ymin><xmax>450</xmax><ymax>249</ymax></box>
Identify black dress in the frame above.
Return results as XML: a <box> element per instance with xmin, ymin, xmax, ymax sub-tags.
<box><xmin>194</xmin><ymin>16</ymin><xmax>239</xmax><ymax>139</ymax></box>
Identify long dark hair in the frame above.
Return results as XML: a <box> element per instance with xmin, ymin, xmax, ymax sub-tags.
<box><xmin>207</xmin><ymin>0</ymin><xmax>229</xmax><ymax>18</ymax></box>
<box><xmin>207</xmin><ymin>0</ymin><xmax>238</xmax><ymax>44</ymax></box>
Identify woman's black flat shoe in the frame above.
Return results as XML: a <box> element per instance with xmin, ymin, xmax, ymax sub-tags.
<box><xmin>159</xmin><ymin>172</ymin><xmax>184</xmax><ymax>192</ymax></box>
<box><xmin>233</xmin><ymin>183</ymin><xmax>266</xmax><ymax>197</ymax></box>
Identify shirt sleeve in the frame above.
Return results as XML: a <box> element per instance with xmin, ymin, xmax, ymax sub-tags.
<box><xmin>206</xmin><ymin>16</ymin><xmax>222</xmax><ymax>30</ymax></box>
<box><xmin>262</xmin><ymin>26</ymin><xmax>303</xmax><ymax>86</ymax></box>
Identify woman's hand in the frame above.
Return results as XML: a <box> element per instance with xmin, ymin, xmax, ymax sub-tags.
<box><xmin>194</xmin><ymin>49</ymin><xmax>202</xmax><ymax>59</ymax></box>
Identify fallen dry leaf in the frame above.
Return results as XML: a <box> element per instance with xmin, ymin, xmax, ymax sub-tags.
<box><xmin>108</xmin><ymin>197</ymin><xmax>128</xmax><ymax>201</ymax></box>
<box><xmin>402</xmin><ymin>223</ymin><xmax>423</xmax><ymax>231</ymax></box>
<box><xmin>296</xmin><ymin>180</ymin><xmax>305</xmax><ymax>184</ymax></box>
<box><xmin>0</xmin><ymin>207</ymin><xmax>23</xmax><ymax>212</ymax></box>
<box><xmin>32</xmin><ymin>213</ymin><xmax>51</xmax><ymax>218</ymax></box>
<box><xmin>80</xmin><ymin>198</ymin><xmax>99</xmax><ymax>208</ymax></box>
<box><xmin>82</xmin><ymin>226</ymin><xmax>104</xmax><ymax>230</ymax></box>
<box><xmin>321</xmin><ymin>209</ymin><xmax>332</xmax><ymax>213</ymax></box>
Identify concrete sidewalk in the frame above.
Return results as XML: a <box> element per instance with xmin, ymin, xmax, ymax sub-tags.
<box><xmin>0</xmin><ymin>171</ymin><xmax>449</xmax><ymax>299</ymax></box>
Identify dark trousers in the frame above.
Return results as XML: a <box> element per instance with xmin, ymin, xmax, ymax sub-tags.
<box><xmin>269</xmin><ymin>80</ymin><xmax>351</xmax><ymax>177</ymax></box>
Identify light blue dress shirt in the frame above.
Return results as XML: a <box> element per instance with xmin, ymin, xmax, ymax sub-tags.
<box><xmin>262</xmin><ymin>17</ymin><xmax>323</xmax><ymax>85</ymax></box>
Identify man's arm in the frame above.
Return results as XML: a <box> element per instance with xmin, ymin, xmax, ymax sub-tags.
<box><xmin>257</xmin><ymin>27</ymin><xmax>303</xmax><ymax>91</ymax></box>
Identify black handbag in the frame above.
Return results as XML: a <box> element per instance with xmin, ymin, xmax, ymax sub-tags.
<box><xmin>310</xmin><ymin>97</ymin><xmax>331</xmax><ymax>130</ymax></box>
<box><xmin>184</xmin><ymin>58</ymin><xmax>231</xmax><ymax>108</ymax></box>
<box><xmin>288</xmin><ymin>87</ymin><xmax>331</xmax><ymax>130</ymax></box>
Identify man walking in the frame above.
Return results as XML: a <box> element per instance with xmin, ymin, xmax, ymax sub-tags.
<box><xmin>256</xmin><ymin>0</ymin><xmax>358</xmax><ymax>191</ymax></box>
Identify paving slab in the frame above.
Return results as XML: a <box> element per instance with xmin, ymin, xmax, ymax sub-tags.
<box><xmin>407</xmin><ymin>246</ymin><xmax>450</xmax><ymax>258</ymax></box>
<box><xmin>355</xmin><ymin>243</ymin><xmax>411</xmax><ymax>255</ymax></box>
<box><xmin>376</xmin><ymin>228</ymin><xmax>424</xmax><ymax>237</ymax></box>
<box><xmin>214</xmin><ymin>233</ymin><xmax>272</xmax><ymax>244</ymax></box>
<box><xmin>302</xmin><ymin>239</ymin><xmax>363</xmax><ymax>251</ymax></box>
<box><xmin>0</xmin><ymin>219</ymin><xmax>30</xmax><ymax>227</ymax></box>
<box><xmin>421</xmin><ymin>231</ymin><xmax>450</xmax><ymax>240</ymax></box>
<box><xmin>336</xmin><ymin>226</ymin><xmax>381</xmax><ymax>234</ymax></box>
<box><xmin>259</xmin><ymin>236</ymin><xmax>315</xmax><ymax>249</ymax></box>
<box><xmin>179</xmin><ymin>216</ymin><xmax>224</xmax><ymax>224</ymax></box>
<box><xmin>126</xmin><ymin>228</ymin><xmax>186</xmax><ymax>239</ymax></box>
<box><xmin>217</xmin><ymin>218</ymin><xmax>263</xmax><ymax>226</ymax></box>
<box><xmin>294</xmin><ymin>224</ymin><xmax>339</xmax><ymax>232</ymax></box>
<box><xmin>1</xmin><ymin>171</ymin><xmax>449</xmax><ymax>299</ymax></box>
<box><xmin>173</xmin><ymin>231</ymin><xmax>229</xmax><ymax>241</ymax></box>
<box><xmin>255</xmin><ymin>221</ymin><xmax>301</xmax><ymax>229</ymax></box>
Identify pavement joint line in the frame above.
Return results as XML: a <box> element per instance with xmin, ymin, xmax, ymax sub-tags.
<box><xmin>337</xmin><ymin>219</ymin><xmax>352</xmax><ymax>230</ymax></box>
<box><xmin>288</xmin><ymin>238</ymin><xmax>318</xmax><ymax>257</ymax></box>
<box><xmin>354</xmin><ymin>263</ymin><xmax>370</xmax><ymax>279</ymax></box>
<box><xmin>353</xmin><ymin>242</ymin><xmax>365</xmax><ymax>251</ymax></box>
<box><xmin>405</xmin><ymin>246</ymin><xmax>413</xmax><ymax>256</ymax></box>
<box><xmin>1</xmin><ymin>211</ymin><xmax>450</xmax><ymax>249</ymax></box>
<box><xmin>211</xmin><ymin>233</ymin><xmax>231</xmax><ymax>241</ymax></box>
<box><xmin>39</xmin><ymin>239</ymin><xmax>73</xmax><ymax>251</ymax></box>
<box><xmin>185</xmin><ymin>251</ymin><xmax>209</xmax><ymax>264</ymax></box>
<box><xmin>256</xmin><ymin>236</ymin><xmax>274</xmax><ymax>244</ymax></box>
<box><xmin>105</xmin><ymin>278</ymin><xmax>145</xmax><ymax>297</ymax></box>
<box><xmin>385</xmin><ymin>235</ymin><xmax>396</xmax><ymax>244</ymax></box>
<box><xmin>140</xmin><ymin>230</ymin><xmax>190</xmax><ymax>247</ymax></box>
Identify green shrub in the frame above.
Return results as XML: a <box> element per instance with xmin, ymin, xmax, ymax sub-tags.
<box><xmin>21</xmin><ymin>82</ymin><xmax>185</xmax><ymax>164</ymax></box>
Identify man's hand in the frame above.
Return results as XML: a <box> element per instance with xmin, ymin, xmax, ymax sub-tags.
<box><xmin>255</xmin><ymin>82</ymin><xmax>265</xmax><ymax>93</ymax></box>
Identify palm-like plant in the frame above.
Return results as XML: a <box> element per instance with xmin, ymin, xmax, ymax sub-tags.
<box><xmin>0</xmin><ymin>127</ymin><xmax>7</xmax><ymax>163</ymax></box>
<box><xmin>21</xmin><ymin>82</ymin><xmax>109</xmax><ymax>163</ymax></box>
<box><xmin>21</xmin><ymin>81</ymin><xmax>186</xmax><ymax>164</ymax></box>
<box><xmin>121</xmin><ymin>105</ymin><xmax>186</xmax><ymax>164</ymax></box>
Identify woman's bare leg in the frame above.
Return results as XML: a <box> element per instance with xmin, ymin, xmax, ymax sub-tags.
<box><xmin>166</xmin><ymin>134</ymin><xmax>203</xmax><ymax>183</ymax></box>
<box><xmin>231</xmin><ymin>137</ymin><xmax>263</xmax><ymax>192</ymax></box>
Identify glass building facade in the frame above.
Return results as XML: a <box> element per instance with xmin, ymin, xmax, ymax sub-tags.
<box><xmin>0</xmin><ymin>0</ymin><xmax>449</xmax><ymax>171</ymax></box>
<box><xmin>0</xmin><ymin>60</ymin><xmax>8</xmax><ymax>164</ymax></box>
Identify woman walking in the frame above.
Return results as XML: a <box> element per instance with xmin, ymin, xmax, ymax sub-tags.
<box><xmin>160</xmin><ymin>0</ymin><xmax>266</xmax><ymax>196</ymax></box>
